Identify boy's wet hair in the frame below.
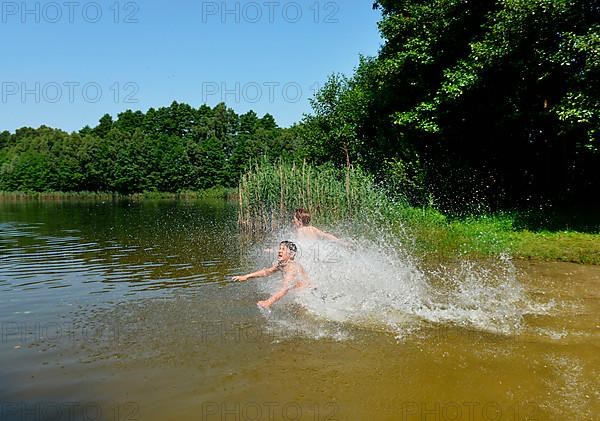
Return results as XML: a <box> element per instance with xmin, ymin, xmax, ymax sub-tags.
<box><xmin>294</xmin><ymin>208</ymin><xmax>311</xmax><ymax>226</ymax></box>
<box><xmin>280</xmin><ymin>240</ymin><xmax>297</xmax><ymax>258</ymax></box>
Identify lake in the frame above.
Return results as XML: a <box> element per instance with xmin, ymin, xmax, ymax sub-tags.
<box><xmin>1</xmin><ymin>198</ymin><xmax>598</xmax><ymax>420</ymax></box>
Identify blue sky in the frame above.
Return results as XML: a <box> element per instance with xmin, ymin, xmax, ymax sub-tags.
<box><xmin>1</xmin><ymin>1</ymin><xmax>382</xmax><ymax>132</ymax></box>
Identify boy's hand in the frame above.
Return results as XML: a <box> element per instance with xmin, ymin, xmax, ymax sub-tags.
<box><xmin>257</xmin><ymin>300</ymin><xmax>271</xmax><ymax>308</ymax></box>
<box><xmin>232</xmin><ymin>275</ymin><xmax>248</xmax><ymax>282</ymax></box>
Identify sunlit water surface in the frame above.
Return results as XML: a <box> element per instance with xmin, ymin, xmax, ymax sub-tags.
<box><xmin>0</xmin><ymin>199</ymin><xmax>598</xmax><ymax>420</ymax></box>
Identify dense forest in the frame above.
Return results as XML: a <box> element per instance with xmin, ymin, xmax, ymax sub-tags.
<box><xmin>1</xmin><ymin>0</ymin><xmax>598</xmax><ymax>211</ymax></box>
<box><xmin>0</xmin><ymin>103</ymin><xmax>304</xmax><ymax>193</ymax></box>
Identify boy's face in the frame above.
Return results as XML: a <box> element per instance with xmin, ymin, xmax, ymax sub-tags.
<box><xmin>277</xmin><ymin>244</ymin><xmax>293</xmax><ymax>261</ymax></box>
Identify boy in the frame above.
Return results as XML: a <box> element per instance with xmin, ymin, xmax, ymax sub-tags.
<box><xmin>233</xmin><ymin>241</ymin><xmax>309</xmax><ymax>309</ymax></box>
<box><xmin>293</xmin><ymin>208</ymin><xmax>344</xmax><ymax>242</ymax></box>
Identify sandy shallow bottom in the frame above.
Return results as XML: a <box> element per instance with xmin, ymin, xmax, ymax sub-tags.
<box><xmin>2</xmin><ymin>260</ymin><xmax>598</xmax><ymax>421</ymax></box>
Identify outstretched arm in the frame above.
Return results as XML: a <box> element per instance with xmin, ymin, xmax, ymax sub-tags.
<box><xmin>313</xmin><ymin>227</ymin><xmax>339</xmax><ymax>241</ymax></box>
<box><xmin>257</xmin><ymin>284</ymin><xmax>292</xmax><ymax>308</ymax></box>
<box><xmin>232</xmin><ymin>265</ymin><xmax>278</xmax><ymax>282</ymax></box>
<box><xmin>313</xmin><ymin>227</ymin><xmax>353</xmax><ymax>247</ymax></box>
<box><xmin>256</xmin><ymin>276</ymin><xmax>293</xmax><ymax>308</ymax></box>
<box><xmin>258</xmin><ymin>265</ymin><xmax>311</xmax><ymax>308</ymax></box>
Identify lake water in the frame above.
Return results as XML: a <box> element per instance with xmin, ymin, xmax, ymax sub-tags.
<box><xmin>1</xmin><ymin>199</ymin><xmax>598</xmax><ymax>420</ymax></box>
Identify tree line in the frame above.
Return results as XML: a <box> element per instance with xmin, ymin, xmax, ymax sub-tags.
<box><xmin>0</xmin><ymin>103</ymin><xmax>307</xmax><ymax>193</ymax></box>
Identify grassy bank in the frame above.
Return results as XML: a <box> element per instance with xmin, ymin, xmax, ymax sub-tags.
<box><xmin>400</xmin><ymin>209</ymin><xmax>600</xmax><ymax>265</ymax></box>
<box><xmin>238</xmin><ymin>161</ymin><xmax>600</xmax><ymax>264</ymax></box>
<box><xmin>0</xmin><ymin>187</ymin><xmax>237</xmax><ymax>202</ymax></box>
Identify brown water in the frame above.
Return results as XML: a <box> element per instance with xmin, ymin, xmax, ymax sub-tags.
<box><xmin>0</xmin><ymin>199</ymin><xmax>598</xmax><ymax>421</ymax></box>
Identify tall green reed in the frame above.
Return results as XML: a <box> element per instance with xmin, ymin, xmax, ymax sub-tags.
<box><xmin>238</xmin><ymin>159</ymin><xmax>391</xmax><ymax>232</ymax></box>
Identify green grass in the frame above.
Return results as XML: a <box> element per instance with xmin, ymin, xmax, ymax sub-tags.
<box><xmin>238</xmin><ymin>160</ymin><xmax>600</xmax><ymax>264</ymax></box>
<box><xmin>510</xmin><ymin>230</ymin><xmax>600</xmax><ymax>265</ymax></box>
<box><xmin>0</xmin><ymin>188</ymin><xmax>237</xmax><ymax>202</ymax></box>
<box><xmin>398</xmin><ymin>210</ymin><xmax>600</xmax><ymax>264</ymax></box>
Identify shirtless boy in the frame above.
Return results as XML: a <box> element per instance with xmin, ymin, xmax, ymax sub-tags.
<box><xmin>293</xmin><ymin>208</ymin><xmax>343</xmax><ymax>242</ymax></box>
<box><xmin>233</xmin><ymin>241</ymin><xmax>309</xmax><ymax>309</ymax></box>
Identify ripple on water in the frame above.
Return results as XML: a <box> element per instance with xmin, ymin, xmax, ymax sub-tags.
<box><xmin>0</xmin><ymin>221</ymin><xmax>225</xmax><ymax>296</ymax></box>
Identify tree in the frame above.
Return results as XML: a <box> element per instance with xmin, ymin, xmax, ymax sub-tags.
<box><xmin>92</xmin><ymin>114</ymin><xmax>114</xmax><ymax>138</ymax></box>
<box><xmin>303</xmin><ymin>74</ymin><xmax>364</xmax><ymax>169</ymax></box>
<box><xmin>193</xmin><ymin>136</ymin><xmax>226</xmax><ymax>189</ymax></box>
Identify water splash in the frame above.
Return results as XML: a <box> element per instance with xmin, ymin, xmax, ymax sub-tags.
<box><xmin>248</xmin><ymin>227</ymin><xmax>550</xmax><ymax>340</ymax></box>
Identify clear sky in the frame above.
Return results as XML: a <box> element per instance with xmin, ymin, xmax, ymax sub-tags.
<box><xmin>0</xmin><ymin>1</ymin><xmax>382</xmax><ymax>132</ymax></box>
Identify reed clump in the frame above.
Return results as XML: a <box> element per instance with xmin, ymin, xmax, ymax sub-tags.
<box><xmin>238</xmin><ymin>159</ymin><xmax>389</xmax><ymax>232</ymax></box>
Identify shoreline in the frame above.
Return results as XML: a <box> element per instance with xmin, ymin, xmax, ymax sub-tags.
<box><xmin>0</xmin><ymin>188</ymin><xmax>237</xmax><ymax>202</ymax></box>
<box><xmin>1</xmin><ymin>190</ymin><xmax>598</xmax><ymax>265</ymax></box>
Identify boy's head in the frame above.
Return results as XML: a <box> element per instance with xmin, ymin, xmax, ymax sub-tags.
<box><xmin>293</xmin><ymin>208</ymin><xmax>311</xmax><ymax>227</ymax></box>
<box><xmin>278</xmin><ymin>241</ymin><xmax>297</xmax><ymax>261</ymax></box>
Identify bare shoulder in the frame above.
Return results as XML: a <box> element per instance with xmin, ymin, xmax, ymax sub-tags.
<box><xmin>298</xmin><ymin>226</ymin><xmax>320</xmax><ymax>239</ymax></box>
<box><xmin>309</xmin><ymin>226</ymin><xmax>323</xmax><ymax>235</ymax></box>
<box><xmin>303</xmin><ymin>225</ymin><xmax>337</xmax><ymax>241</ymax></box>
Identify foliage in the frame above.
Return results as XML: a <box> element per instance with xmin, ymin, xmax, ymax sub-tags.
<box><xmin>0</xmin><ymin>103</ymin><xmax>298</xmax><ymax>193</ymax></box>
<box><xmin>302</xmin><ymin>0</ymin><xmax>599</xmax><ymax>209</ymax></box>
